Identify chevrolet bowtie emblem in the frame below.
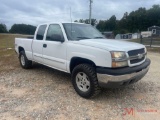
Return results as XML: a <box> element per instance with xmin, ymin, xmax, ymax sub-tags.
<box><xmin>138</xmin><ymin>54</ymin><xmax>143</xmax><ymax>59</ymax></box>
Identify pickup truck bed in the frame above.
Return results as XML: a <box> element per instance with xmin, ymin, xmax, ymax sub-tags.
<box><xmin>15</xmin><ymin>38</ymin><xmax>33</xmax><ymax>60</ymax></box>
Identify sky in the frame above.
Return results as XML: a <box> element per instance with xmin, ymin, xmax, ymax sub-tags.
<box><xmin>0</xmin><ymin>0</ymin><xmax>160</xmax><ymax>29</ymax></box>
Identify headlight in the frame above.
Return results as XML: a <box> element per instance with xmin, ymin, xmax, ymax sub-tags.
<box><xmin>111</xmin><ymin>51</ymin><xmax>128</xmax><ymax>68</ymax></box>
<box><xmin>111</xmin><ymin>51</ymin><xmax>127</xmax><ymax>60</ymax></box>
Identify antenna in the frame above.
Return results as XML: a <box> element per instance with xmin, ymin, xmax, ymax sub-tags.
<box><xmin>89</xmin><ymin>0</ymin><xmax>93</xmax><ymax>24</ymax></box>
<box><xmin>70</xmin><ymin>7</ymin><xmax>72</xmax><ymax>23</ymax></box>
<box><xmin>70</xmin><ymin>7</ymin><xmax>73</xmax><ymax>37</ymax></box>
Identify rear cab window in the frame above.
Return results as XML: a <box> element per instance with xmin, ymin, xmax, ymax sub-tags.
<box><xmin>36</xmin><ymin>25</ymin><xmax>47</xmax><ymax>40</ymax></box>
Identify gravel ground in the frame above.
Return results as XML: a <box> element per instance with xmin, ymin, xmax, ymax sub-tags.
<box><xmin>0</xmin><ymin>52</ymin><xmax>160</xmax><ymax>120</ymax></box>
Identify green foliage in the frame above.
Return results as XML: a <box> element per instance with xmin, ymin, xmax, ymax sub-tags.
<box><xmin>74</xmin><ymin>19</ymin><xmax>97</xmax><ymax>26</ymax></box>
<box><xmin>96</xmin><ymin>4</ymin><xmax>160</xmax><ymax>35</ymax></box>
<box><xmin>96</xmin><ymin>20</ymin><xmax>106</xmax><ymax>32</ymax></box>
<box><xmin>9</xmin><ymin>24</ymin><xmax>36</xmax><ymax>35</ymax></box>
<box><xmin>0</xmin><ymin>23</ymin><xmax>8</xmax><ymax>33</ymax></box>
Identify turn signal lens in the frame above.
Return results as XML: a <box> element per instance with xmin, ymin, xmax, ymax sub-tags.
<box><xmin>112</xmin><ymin>61</ymin><xmax>128</xmax><ymax>68</ymax></box>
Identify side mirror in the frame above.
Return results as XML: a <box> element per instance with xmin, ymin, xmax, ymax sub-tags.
<box><xmin>51</xmin><ymin>34</ymin><xmax>65</xmax><ymax>42</ymax></box>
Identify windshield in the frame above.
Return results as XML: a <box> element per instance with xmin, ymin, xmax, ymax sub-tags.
<box><xmin>63</xmin><ymin>23</ymin><xmax>104</xmax><ymax>40</ymax></box>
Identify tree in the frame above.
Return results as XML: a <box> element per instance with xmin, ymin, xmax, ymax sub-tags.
<box><xmin>74</xmin><ymin>19</ymin><xmax>97</xmax><ymax>26</ymax></box>
<box><xmin>106</xmin><ymin>15</ymin><xmax>117</xmax><ymax>31</ymax></box>
<box><xmin>96</xmin><ymin>20</ymin><xmax>106</xmax><ymax>31</ymax></box>
<box><xmin>0</xmin><ymin>23</ymin><xmax>8</xmax><ymax>33</ymax></box>
<box><xmin>96</xmin><ymin>15</ymin><xmax>117</xmax><ymax>32</ymax></box>
<box><xmin>9</xmin><ymin>24</ymin><xmax>36</xmax><ymax>35</ymax></box>
<box><xmin>79</xmin><ymin>19</ymin><xmax>84</xmax><ymax>23</ymax></box>
<box><xmin>96</xmin><ymin>4</ymin><xmax>160</xmax><ymax>35</ymax></box>
<box><xmin>84</xmin><ymin>19</ymin><xmax>97</xmax><ymax>26</ymax></box>
<box><xmin>147</xmin><ymin>5</ymin><xmax>160</xmax><ymax>27</ymax></box>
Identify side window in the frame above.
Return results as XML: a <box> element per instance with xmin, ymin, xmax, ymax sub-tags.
<box><xmin>36</xmin><ymin>25</ymin><xmax>47</xmax><ymax>40</ymax></box>
<box><xmin>46</xmin><ymin>24</ymin><xmax>64</xmax><ymax>41</ymax></box>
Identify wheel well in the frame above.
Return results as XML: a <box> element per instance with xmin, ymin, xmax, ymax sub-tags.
<box><xmin>70</xmin><ymin>57</ymin><xmax>96</xmax><ymax>73</ymax></box>
<box><xmin>18</xmin><ymin>47</ymin><xmax>24</xmax><ymax>53</ymax></box>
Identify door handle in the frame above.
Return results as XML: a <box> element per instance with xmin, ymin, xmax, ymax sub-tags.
<box><xmin>43</xmin><ymin>44</ymin><xmax>47</xmax><ymax>48</ymax></box>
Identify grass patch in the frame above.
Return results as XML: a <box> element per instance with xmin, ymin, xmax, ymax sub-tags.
<box><xmin>146</xmin><ymin>47</ymin><xmax>160</xmax><ymax>53</ymax></box>
<box><xmin>127</xmin><ymin>39</ymin><xmax>160</xmax><ymax>53</ymax></box>
<box><xmin>0</xmin><ymin>34</ymin><xmax>29</xmax><ymax>72</ymax></box>
<box><xmin>128</xmin><ymin>38</ymin><xmax>160</xmax><ymax>46</ymax></box>
<box><xmin>0</xmin><ymin>34</ymin><xmax>29</xmax><ymax>57</ymax></box>
<box><xmin>0</xmin><ymin>49</ymin><xmax>15</xmax><ymax>57</ymax></box>
<box><xmin>0</xmin><ymin>34</ymin><xmax>29</xmax><ymax>49</ymax></box>
<box><xmin>128</xmin><ymin>39</ymin><xmax>141</xmax><ymax>43</ymax></box>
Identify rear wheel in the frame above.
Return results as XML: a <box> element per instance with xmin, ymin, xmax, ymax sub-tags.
<box><xmin>72</xmin><ymin>64</ymin><xmax>101</xmax><ymax>98</ymax></box>
<box><xmin>19</xmin><ymin>51</ymin><xmax>32</xmax><ymax>69</ymax></box>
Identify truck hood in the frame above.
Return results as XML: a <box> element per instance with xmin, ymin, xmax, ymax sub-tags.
<box><xmin>71</xmin><ymin>39</ymin><xmax>145</xmax><ymax>51</ymax></box>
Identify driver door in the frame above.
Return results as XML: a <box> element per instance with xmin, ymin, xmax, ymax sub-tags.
<box><xmin>42</xmin><ymin>24</ymin><xmax>67</xmax><ymax>71</ymax></box>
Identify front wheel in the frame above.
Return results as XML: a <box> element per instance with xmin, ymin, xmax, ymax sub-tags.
<box><xmin>72</xmin><ymin>64</ymin><xmax>101</xmax><ymax>98</ymax></box>
<box><xmin>19</xmin><ymin>51</ymin><xmax>32</xmax><ymax>69</ymax></box>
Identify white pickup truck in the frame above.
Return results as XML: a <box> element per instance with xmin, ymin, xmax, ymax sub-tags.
<box><xmin>15</xmin><ymin>22</ymin><xmax>150</xmax><ymax>98</ymax></box>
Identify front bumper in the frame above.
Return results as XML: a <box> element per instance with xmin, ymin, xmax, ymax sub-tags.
<box><xmin>96</xmin><ymin>58</ymin><xmax>151</xmax><ymax>88</ymax></box>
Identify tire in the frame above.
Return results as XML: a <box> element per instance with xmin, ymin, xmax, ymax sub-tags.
<box><xmin>19</xmin><ymin>51</ymin><xmax>32</xmax><ymax>69</ymax></box>
<box><xmin>72</xmin><ymin>64</ymin><xmax>101</xmax><ymax>98</ymax></box>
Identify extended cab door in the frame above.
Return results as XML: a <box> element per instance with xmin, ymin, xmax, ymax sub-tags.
<box><xmin>32</xmin><ymin>25</ymin><xmax>47</xmax><ymax>63</ymax></box>
<box><xmin>42</xmin><ymin>24</ymin><xmax>67</xmax><ymax>71</ymax></box>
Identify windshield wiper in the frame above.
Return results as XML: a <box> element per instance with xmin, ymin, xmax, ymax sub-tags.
<box><xmin>94</xmin><ymin>37</ymin><xmax>104</xmax><ymax>39</ymax></box>
<box><xmin>77</xmin><ymin>37</ymin><xmax>91</xmax><ymax>40</ymax></box>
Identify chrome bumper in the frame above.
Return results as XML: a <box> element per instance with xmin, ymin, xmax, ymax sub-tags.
<box><xmin>97</xmin><ymin>66</ymin><xmax>149</xmax><ymax>88</ymax></box>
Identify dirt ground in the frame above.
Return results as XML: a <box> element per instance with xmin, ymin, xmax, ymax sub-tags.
<box><xmin>0</xmin><ymin>48</ymin><xmax>160</xmax><ymax>120</ymax></box>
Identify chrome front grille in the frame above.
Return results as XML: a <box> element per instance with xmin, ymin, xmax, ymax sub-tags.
<box><xmin>128</xmin><ymin>48</ymin><xmax>145</xmax><ymax>64</ymax></box>
<box><xmin>130</xmin><ymin>56</ymin><xmax>145</xmax><ymax>64</ymax></box>
<box><xmin>128</xmin><ymin>48</ymin><xmax>145</xmax><ymax>56</ymax></box>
